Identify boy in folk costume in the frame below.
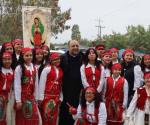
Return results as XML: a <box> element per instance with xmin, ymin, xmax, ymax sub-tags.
<box><xmin>95</xmin><ymin>44</ymin><xmax>105</xmax><ymax>63</ymax></box>
<box><xmin>38</xmin><ymin>52</ymin><xmax>63</xmax><ymax>125</ymax></box>
<box><xmin>126</xmin><ymin>72</ymin><xmax>150</xmax><ymax>125</ymax></box>
<box><xmin>101</xmin><ymin>50</ymin><xmax>112</xmax><ymax>78</ymax></box>
<box><xmin>69</xmin><ymin>87</ymin><xmax>107</xmax><ymax>125</ymax></box>
<box><xmin>0</xmin><ymin>52</ymin><xmax>14</xmax><ymax>125</ymax></box>
<box><xmin>14</xmin><ymin>47</ymin><xmax>41</xmax><ymax>125</ymax></box>
<box><xmin>104</xmin><ymin>63</ymin><xmax>128</xmax><ymax>125</ymax></box>
<box><xmin>110</xmin><ymin>48</ymin><xmax>119</xmax><ymax>64</ymax></box>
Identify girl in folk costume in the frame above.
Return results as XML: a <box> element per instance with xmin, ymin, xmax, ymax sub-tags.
<box><xmin>101</xmin><ymin>50</ymin><xmax>112</xmax><ymax>78</ymax></box>
<box><xmin>33</xmin><ymin>48</ymin><xmax>44</xmax><ymax>80</ymax></box>
<box><xmin>14</xmin><ymin>47</ymin><xmax>41</xmax><ymax>125</ymax></box>
<box><xmin>126</xmin><ymin>72</ymin><xmax>150</xmax><ymax>125</ymax></box>
<box><xmin>80</xmin><ymin>48</ymin><xmax>105</xmax><ymax>93</ymax></box>
<box><xmin>38</xmin><ymin>52</ymin><xmax>63</xmax><ymax>125</ymax></box>
<box><xmin>110</xmin><ymin>48</ymin><xmax>119</xmax><ymax>64</ymax></box>
<box><xmin>104</xmin><ymin>63</ymin><xmax>128</xmax><ymax>125</ymax></box>
<box><xmin>121</xmin><ymin>49</ymin><xmax>143</xmax><ymax>106</ymax></box>
<box><xmin>0</xmin><ymin>42</ymin><xmax>18</xmax><ymax>70</ymax></box>
<box><xmin>1</xmin><ymin>42</ymin><xmax>14</xmax><ymax>54</ymax></box>
<box><xmin>12</xmin><ymin>39</ymin><xmax>23</xmax><ymax>61</ymax></box>
<box><xmin>0</xmin><ymin>52</ymin><xmax>14</xmax><ymax>125</ymax></box>
<box><xmin>69</xmin><ymin>87</ymin><xmax>107</xmax><ymax>125</ymax></box>
<box><xmin>141</xmin><ymin>54</ymin><xmax>150</xmax><ymax>83</ymax></box>
<box><xmin>41</xmin><ymin>45</ymin><xmax>50</xmax><ymax>66</ymax></box>
<box><xmin>1</xmin><ymin>43</ymin><xmax>17</xmax><ymax>125</ymax></box>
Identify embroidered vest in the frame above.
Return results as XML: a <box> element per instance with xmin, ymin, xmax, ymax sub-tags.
<box><xmin>105</xmin><ymin>77</ymin><xmax>124</xmax><ymax>104</ymax></box>
<box><xmin>85</xmin><ymin>65</ymin><xmax>101</xmax><ymax>89</ymax></box>
<box><xmin>21</xmin><ymin>66</ymin><xmax>36</xmax><ymax>100</ymax></box>
<box><xmin>0</xmin><ymin>71</ymin><xmax>14</xmax><ymax>98</ymax></box>
<box><xmin>45</xmin><ymin>66</ymin><xmax>63</xmax><ymax>96</ymax></box>
<box><xmin>80</xmin><ymin>103</ymin><xmax>101</xmax><ymax>125</ymax></box>
<box><xmin>137</xmin><ymin>87</ymin><xmax>148</xmax><ymax>110</ymax></box>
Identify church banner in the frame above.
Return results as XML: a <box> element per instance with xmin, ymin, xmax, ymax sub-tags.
<box><xmin>22</xmin><ymin>6</ymin><xmax>51</xmax><ymax>48</ymax></box>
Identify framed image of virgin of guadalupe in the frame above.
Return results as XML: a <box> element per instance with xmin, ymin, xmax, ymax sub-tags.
<box><xmin>22</xmin><ymin>6</ymin><xmax>51</xmax><ymax>48</ymax></box>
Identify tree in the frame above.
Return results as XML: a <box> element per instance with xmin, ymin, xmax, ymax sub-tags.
<box><xmin>80</xmin><ymin>38</ymin><xmax>92</xmax><ymax>46</ymax></box>
<box><xmin>55</xmin><ymin>25</ymin><xmax>149</xmax><ymax>53</ymax></box>
<box><xmin>0</xmin><ymin>0</ymin><xmax>23</xmax><ymax>42</ymax></box>
<box><xmin>0</xmin><ymin>0</ymin><xmax>71</xmax><ymax>42</ymax></box>
<box><xmin>101</xmin><ymin>25</ymin><xmax>150</xmax><ymax>53</ymax></box>
<box><xmin>71</xmin><ymin>24</ymin><xmax>81</xmax><ymax>41</ymax></box>
<box><xmin>126</xmin><ymin>25</ymin><xmax>150</xmax><ymax>52</ymax></box>
<box><xmin>102</xmin><ymin>32</ymin><xmax>127</xmax><ymax>49</ymax></box>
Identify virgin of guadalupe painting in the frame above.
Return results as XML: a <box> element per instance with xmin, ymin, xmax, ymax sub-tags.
<box><xmin>22</xmin><ymin>6</ymin><xmax>51</xmax><ymax>48</ymax></box>
<box><xmin>31</xmin><ymin>17</ymin><xmax>45</xmax><ymax>47</ymax></box>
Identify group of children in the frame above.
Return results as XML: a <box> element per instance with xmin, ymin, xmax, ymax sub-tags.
<box><xmin>0</xmin><ymin>40</ymin><xmax>149</xmax><ymax>125</ymax></box>
<box><xmin>70</xmin><ymin>46</ymin><xmax>150</xmax><ymax>125</ymax></box>
<box><xmin>0</xmin><ymin>40</ymin><xmax>63</xmax><ymax>125</ymax></box>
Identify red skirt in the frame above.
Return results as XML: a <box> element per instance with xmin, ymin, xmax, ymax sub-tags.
<box><xmin>15</xmin><ymin>100</ymin><xmax>39</xmax><ymax>125</ymax></box>
<box><xmin>75</xmin><ymin>118</ymin><xmax>97</xmax><ymax>125</ymax></box>
<box><xmin>41</xmin><ymin>96</ymin><xmax>60</xmax><ymax>125</ymax></box>
<box><xmin>0</xmin><ymin>94</ymin><xmax>8</xmax><ymax>125</ymax></box>
<box><xmin>106</xmin><ymin>100</ymin><xmax>123</xmax><ymax>125</ymax></box>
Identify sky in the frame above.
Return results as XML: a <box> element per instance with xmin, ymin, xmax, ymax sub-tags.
<box><xmin>53</xmin><ymin>0</ymin><xmax>150</xmax><ymax>43</ymax></box>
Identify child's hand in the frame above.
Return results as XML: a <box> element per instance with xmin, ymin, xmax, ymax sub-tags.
<box><xmin>67</xmin><ymin>102</ymin><xmax>77</xmax><ymax>115</ymax></box>
<box><xmin>124</xmin><ymin>117</ymin><xmax>130</xmax><ymax>125</ymax></box>
<box><xmin>69</xmin><ymin>107</ymin><xmax>77</xmax><ymax>115</ymax></box>
<box><xmin>16</xmin><ymin>102</ymin><xmax>22</xmax><ymax>110</ymax></box>
<box><xmin>38</xmin><ymin>100</ymin><xmax>42</xmax><ymax>107</ymax></box>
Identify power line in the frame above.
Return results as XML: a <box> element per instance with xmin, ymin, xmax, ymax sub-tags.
<box><xmin>95</xmin><ymin>18</ymin><xmax>105</xmax><ymax>40</ymax></box>
<box><xmin>102</xmin><ymin>0</ymin><xmax>139</xmax><ymax>18</ymax></box>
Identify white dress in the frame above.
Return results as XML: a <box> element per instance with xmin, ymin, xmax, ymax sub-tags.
<box><xmin>126</xmin><ymin>87</ymin><xmax>150</xmax><ymax>125</ymax></box>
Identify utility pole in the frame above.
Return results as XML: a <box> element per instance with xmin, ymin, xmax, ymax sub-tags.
<box><xmin>96</xmin><ymin>18</ymin><xmax>105</xmax><ymax>40</ymax></box>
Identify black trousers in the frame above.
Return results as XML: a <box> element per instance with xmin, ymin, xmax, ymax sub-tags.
<box><xmin>59</xmin><ymin>101</ymin><xmax>75</xmax><ymax>125</ymax></box>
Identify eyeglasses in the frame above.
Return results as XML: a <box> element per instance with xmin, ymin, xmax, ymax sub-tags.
<box><xmin>85</xmin><ymin>92</ymin><xmax>95</xmax><ymax>95</ymax></box>
<box><xmin>145</xmin><ymin>78</ymin><xmax>150</xmax><ymax>81</ymax></box>
<box><xmin>52</xmin><ymin>58</ymin><xmax>60</xmax><ymax>62</ymax></box>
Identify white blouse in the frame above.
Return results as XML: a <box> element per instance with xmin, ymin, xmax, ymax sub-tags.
<box><xmin>126</xmin><ymin>87</ymin><xmax>150</xmax><ymax>125</ymax></box>
<box><xmin>35</xmin><ymin>64</ymin><xmax>41</xmax><ymax>71</ymax></box>
<box><xmin>133</xmin><ymin>65</ymin><xmax>143</xmax><ymax>90</ymax></box>
<box><xmin>104</xmin><ymin>68</ymin><xmax>111</xmax><ymax>78</ymax></box>
<box><xmin>16</xmin><ymin>54</ymin><xmax>20</xmax><ymax>61</ymax></box>
<box><xmin>127</xmin><ymin>87</ymin><xmax>150</xmax><ymax>116</ymax></box>
<box><xmin>73</xmin><ymin>101</ymin><xmax>107</xmax><ymax>125</ymax></box>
